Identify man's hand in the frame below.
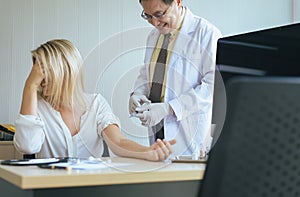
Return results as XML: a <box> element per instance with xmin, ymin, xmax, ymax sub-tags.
<box><xmin>128</xmin><ymin>94</ymin><xmax>151</xmax><ymax>114</ymax></box>
<box><xmin>135</xmin><ymin>103</ymin><xmax>172</xmax><ymax>127</ymax></box>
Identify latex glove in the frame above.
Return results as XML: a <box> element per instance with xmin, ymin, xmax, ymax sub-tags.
<box><xmin>135</xmin><ymin>103</ymin><xmax>172</xmax><ymax>127</ymax></box>
<box><xmin>128</xmin><ymin>94</ymin><xmax>151</xmax><ymax>114</ymax></box>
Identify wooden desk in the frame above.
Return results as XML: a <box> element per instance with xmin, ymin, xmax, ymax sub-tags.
<box><xmin>0</xmin><ymin>157</ymin><xmax>204</xmax><ymax>197</ymax></box>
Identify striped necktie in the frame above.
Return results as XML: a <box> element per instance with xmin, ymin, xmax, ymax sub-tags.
<box><xmin>149</xmin><ymin>33</ymin><xmax>170</xmax><ymax>140</ymax></box>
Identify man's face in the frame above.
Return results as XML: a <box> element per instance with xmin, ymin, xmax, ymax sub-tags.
<box><xmin>141</xmin><ymin>0</ymin><xmax>182</xmax><ymax>34</ymax></box>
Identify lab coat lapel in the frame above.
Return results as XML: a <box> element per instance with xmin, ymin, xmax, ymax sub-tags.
<box><xmin>168</xmin><ymin>8</ymin><xmax>197</xmax><ymax>69</ymax></box>
<box><xmin>145</xmin><ymin>30</ymin><xmax>160</xmax><ymax>64</ymax></box>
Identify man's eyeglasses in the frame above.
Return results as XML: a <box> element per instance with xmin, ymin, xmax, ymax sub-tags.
<box><xmin>141</xmin><ymin>2</ymin><xmax>173</xmax><ymax>20</ymax></box>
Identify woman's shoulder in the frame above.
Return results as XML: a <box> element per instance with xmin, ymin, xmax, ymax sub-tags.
<box><xmin>84</xmin><ymin>93</ymin><xmax>110</xmax><ymax>109</ymax></box>
<box><xmin>84</xmin><ymin>93</ymin><xmax>107</xmax><ymax>102</ymax></box>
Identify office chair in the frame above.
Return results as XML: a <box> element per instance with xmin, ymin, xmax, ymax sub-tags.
<box><xmin>198</xmin><ymin>76</ymin><xmax>300</xmax><ymax>197</ymax></box>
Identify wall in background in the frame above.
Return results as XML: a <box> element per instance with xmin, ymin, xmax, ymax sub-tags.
<box><xmin>0</xmin><ymin>0</ymin><xmax>296</xmax><ymax>145</ymax></box>
<box><xmin>294</xmin><ymin>0</ymin><xmax>300</xmax><ymax>22</ymax></box>
<box><xmin>185</xmin><ymin>0</ymin><xmax>294</xmax><ymax>36</ymax></box>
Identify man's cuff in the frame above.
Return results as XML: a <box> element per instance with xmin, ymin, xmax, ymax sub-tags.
<box><xmin>168</xmin><ymin>99</ymin><xmax>182</xmax><ymax>121</ymax></box>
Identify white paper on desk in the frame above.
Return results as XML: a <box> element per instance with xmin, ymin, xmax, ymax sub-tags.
<box><xmin>49</xmin><ymin>161</ymin><xmax>133</xmax><ymax>170</ymax></box>
<box><xmin>49</xmin><ymin>162</ymin><xmax>107</xmax><ymax>170</ymax></box>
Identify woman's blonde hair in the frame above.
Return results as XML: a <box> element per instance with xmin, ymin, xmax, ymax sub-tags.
<box><xmin>31</xmin><ymin>39</ymin><xmax>86</xmax><ymax>110</ymax></box>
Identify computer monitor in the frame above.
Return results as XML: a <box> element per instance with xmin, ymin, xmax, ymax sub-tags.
<box><xmin>211</xmin><ymin>23</ymin><xmax>300</xmax><ymax>143</ymax></box>
<box><xmin>217</xmin><ymin>23</ymin><xmax>300</xmax><ymax>78</ymax></box>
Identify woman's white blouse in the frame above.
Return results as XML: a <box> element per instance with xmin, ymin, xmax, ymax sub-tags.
<box><xmin>14</xmin><ymin>93</ymin><xmax>120</xmax><ymax>158</ymax></box>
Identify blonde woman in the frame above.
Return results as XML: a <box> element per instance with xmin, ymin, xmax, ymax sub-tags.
<box><xmin>14</xmin><ymin>39</ymin><xmax>175</xmax><ymax>161</ymax></box>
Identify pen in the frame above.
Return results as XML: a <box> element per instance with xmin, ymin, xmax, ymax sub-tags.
<box><xmin>38</xmin><ymin>164</ymin><xmax>72</xmax><ymax>171</ymax></box>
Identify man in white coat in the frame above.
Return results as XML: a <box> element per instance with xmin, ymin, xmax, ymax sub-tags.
<box><xmin>129</xmin><ymin>0</ymin><xmax>222</xmax><ymax>157</ymax></box>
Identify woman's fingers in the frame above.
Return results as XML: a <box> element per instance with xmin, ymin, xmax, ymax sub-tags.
<box><xmin>155</xmin><ymin>139</ymin><xmax>168</xmax><ymax>160</ymax></box>
<box><xmin>168</xmin><ymin>139</ymin><xmax>176</xmax><ymax>145</ymax></box>
<box><xmin>148</xmin><ymin>138</ymin><xmax>176</xmax><ymax>161</ymax></box>
<box><xmin>152</xmin><ymin>139</ymin><xmax>176</xmax><ymax>161</ymax></box>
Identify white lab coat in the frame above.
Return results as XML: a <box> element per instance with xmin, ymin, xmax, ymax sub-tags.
<box><xmin>133</xmin><ymin>8</ymin><xmax>222</xmax><ymax>156</ymax></box>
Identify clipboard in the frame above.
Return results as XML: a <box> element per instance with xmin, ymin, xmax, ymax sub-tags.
<box><xmin>171</xmin><ymin>155</ymin><xmax>207</xmax><ymax>163</ymax></box>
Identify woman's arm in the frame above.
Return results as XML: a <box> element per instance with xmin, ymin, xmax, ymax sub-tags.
<box><xmin>102</xmin><ymin>124</ymin><xmax>176</xmax><ymax>161</ymax></box>
<box><xmin>14</xmin><ymin>62</ymin><xmax>46</xmax><ymax>154</ymax></box>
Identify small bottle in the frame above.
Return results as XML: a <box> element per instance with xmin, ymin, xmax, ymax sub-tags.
<box><xmin>192</xmin><ymin>143</ymin><xmax>199</xmax><ymax>160</ymax></box>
